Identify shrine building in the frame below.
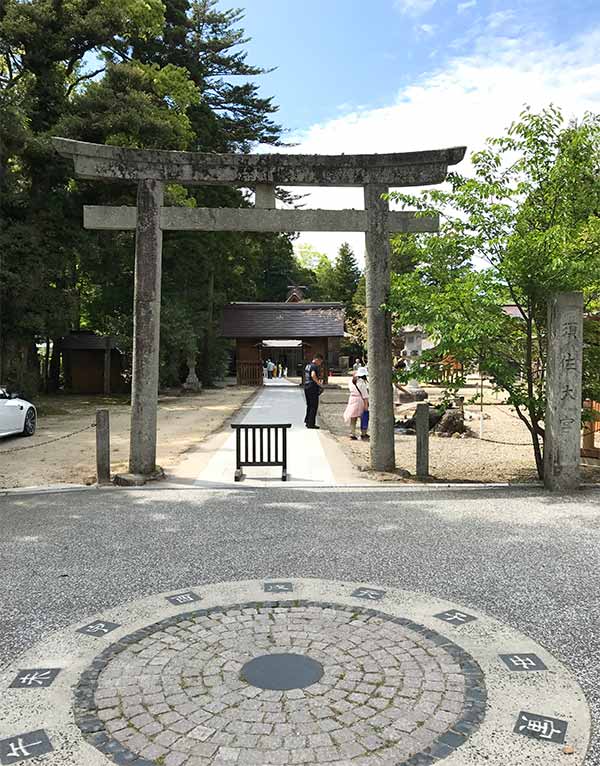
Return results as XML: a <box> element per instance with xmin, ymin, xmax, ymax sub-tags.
<box><xmin>221</xmin><ymin>287</ymin><xmax>344</xmax><ymax>385</ymax></box>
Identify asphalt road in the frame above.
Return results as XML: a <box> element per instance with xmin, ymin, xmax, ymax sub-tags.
<box><xmin>1</xmin><ymin>485</ymin><xmax>598</xmax><ymax>763</ymax></box>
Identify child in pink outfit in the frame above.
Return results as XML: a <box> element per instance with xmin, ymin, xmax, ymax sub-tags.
<box><xmin>343</xmin><ymin>367</ymin><xmax>369</xmax><ymax>440</ymax></box>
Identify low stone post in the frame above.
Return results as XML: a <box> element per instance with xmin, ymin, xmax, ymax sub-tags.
<box><xmin>128</xmin><ymin>178</ymin><xmax>164</xmax><ymax>478</ymax></box>
<box><xmin>96</xmin><ymin>408</ymin><xmax>111</xmax><ymax>484</ymax></box>
<box><xmin>416</xmin><ymin>402</ymin><xmax>430</xmax><ymax>479</ymax></box>
<box><xmin>544</xmin><ymin>292</ymin><xmax>583</xmax><ymax>491</ymax></box>
<box><xmin>364</xmin><ymin>183</ymin><xmax>395</xmax><ymax>473</ymax></box>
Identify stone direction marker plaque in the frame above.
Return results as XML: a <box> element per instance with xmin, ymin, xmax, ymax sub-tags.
<box><xmin>10</xmin><ymin>668</ymin><xmax>61</xmax><ymax>689</ymax></box>
<box><xmin>166</xmin><ymin>591</ymin><xmax>201</xmax><ymax>605</ymax></box>
<box><xmin>77</xmin><ymin>620</ymin><xmax>121</xmax><ymax>637</ymax></box>
<box><xmin>500</xmin><ymin>653</ymin><xmax>547</xmax><ymax>672</ymax></box>
<box><xmin>0</xmin><ymin>730</ymin><xmax>53</xmax><ymax>764</ymax></box>
<box><xmin>434</xmin><ymin>609</ymin><xmax>477</xmax><ymax>626</ymax></box>
<box><xmin>514</xmin><ymin>711</ymin><xmax>568</xmax><ymax>744</ymax></box>
<box><xmin>351</xmin><ymin>587</ymin><xmax>386</xmax><ymax>601</ymax></box>
<box><xmin>264</xmin><ymin>582</ymin><xmax>293</xmax><ymax>593</ymax></box>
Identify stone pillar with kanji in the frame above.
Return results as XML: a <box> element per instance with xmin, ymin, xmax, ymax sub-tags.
<box><xmin>544</xmin><ymin>292</ymin><xmax>584</xmax><ymax>491</ymax></box>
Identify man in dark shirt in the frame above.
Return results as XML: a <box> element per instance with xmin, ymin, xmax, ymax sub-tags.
<box><xmin>304</xmin><ymin>353</ymin><xmax>324</xmax><ymax>429</ymax></box>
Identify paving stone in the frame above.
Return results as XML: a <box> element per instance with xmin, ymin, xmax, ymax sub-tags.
<box><xmin>164</xmin><ymin>753</ymin><xmax>189</xmax><ymax>766</ymax></box>
<box><xmin>155</xmin><ymin>730</ymin><xmax>183</xmax><ymax>748</ymax></box>
<box><xmin>140</xmin><ymin>742</ymin><xmax>169</xmax><ymax>760</ymax></box>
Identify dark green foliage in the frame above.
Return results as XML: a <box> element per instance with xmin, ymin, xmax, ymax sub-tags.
<box><xmin>0</xmin><ymin>0</ymin><xmax>307</xmax><ymax>391</ymax></box>
<box><xmin>329</xmin><ymin>242</ymin><xmax>361</xmax><ymax>316</ymax></box>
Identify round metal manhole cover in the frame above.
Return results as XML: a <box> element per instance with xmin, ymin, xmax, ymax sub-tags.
<box><xmin>240</xmin><ymin>652</ymin><xmax>324</xmax><ymax>690</ymax></box>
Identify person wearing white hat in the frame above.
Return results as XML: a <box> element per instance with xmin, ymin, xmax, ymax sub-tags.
<box><xmin>343</xmin><ymin>366</ymin><xmax>369</xmax><ymax>440</ymax></box>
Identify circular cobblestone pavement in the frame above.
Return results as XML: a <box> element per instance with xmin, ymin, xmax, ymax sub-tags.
<box><xmin>0</xmin><ymin>578</ymin><xmax>591</xmax><ymax>765</ymax></box>
<box><xmin>79</xmin><ymin>602</ymin><xmax>485</xmax><ymax>765</ymax></box>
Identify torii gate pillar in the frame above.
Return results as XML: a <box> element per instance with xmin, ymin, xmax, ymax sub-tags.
<box><xmin>365</xmin><ymin>184</ymin><xmax>395</xmax><ymax>471</ymax></box>
<box><xmin>129</xmin><ymin>179</ymin><xmax>164</xmax><ymax>477</ymax></box>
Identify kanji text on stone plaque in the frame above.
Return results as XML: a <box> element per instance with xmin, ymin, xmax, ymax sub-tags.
<box><xmin>499</xmin><ymin>653</ymin><xmax>547</xmax><ymax>672</ymax></box>
<box><xmin>514</xmin><ymin>711</ymin><xmax>568</xmax><ymax>744</ymax></box>
<box><xmin>434</xmin><ymin>609</ymin><xmax>477</xmax><ymax>625</ymax></box>
<box><xmin>264</xmin><ymin>582</ymin><xmax>293</xmax><ymax>593</ymax></box>
<box><xmin>9</xmin><ymin>668</ymin><xmax>61</xmax><ymax>688</ymax></box>
<box><xmin>563</xmin><ymin>321</ymin><xmax>578</xmax><ymax>339</ymax></box>
<box><xmin>166</xmin><ymin>591</ymin><xmax>201</xmax><ymax>605</ymax></box>
<box><xmin>77</xmin><ymin>620</ymin><xmax>120</xmax><ymax>636</ymax></box>
<box><xmin>351</xmin><ymin>587</ymin><xmax>386</xmax><ymax>601</ymax></box>
<box><xmin>0</xmin><ymin>730</ymin><xmax>53</xmax><ymax>764</ymax></box>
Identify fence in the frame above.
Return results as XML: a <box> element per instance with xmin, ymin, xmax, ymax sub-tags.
<box><xmin>231</xmin><ymin>423</ymin><xmax>291</xmax><ymax>481</ymax></box>
<box><xmin>237</xmin><ymin>362</ymin><xmax>264</xmax><ymax>386</ymax></box>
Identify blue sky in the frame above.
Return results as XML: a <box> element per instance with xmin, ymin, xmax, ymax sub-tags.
<box><xmin>230</xmin><ymin>0</ymin><xmax>600</xmax><ymax>260</ymax></box>
<box><xmin>238</xmin><ymin>0</ymin><xmax>600</xmax><ymax>139</ymax></box>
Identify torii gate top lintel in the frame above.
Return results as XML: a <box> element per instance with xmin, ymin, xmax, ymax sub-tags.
<box><xmin>52</xmin><ymin>137</ymin><xmax>466</xmax><ymax>187</ymax></box>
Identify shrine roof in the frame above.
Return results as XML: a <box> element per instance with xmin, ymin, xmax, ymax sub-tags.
<box><xmin>221</xmin><ymin>302</ymin><xmax>345</xmax><ymax>339</ymax></box>
<box><xmin>59</xmin><ymin>331</ymin><xmax>119</xmax><ymax>350</ymax></box>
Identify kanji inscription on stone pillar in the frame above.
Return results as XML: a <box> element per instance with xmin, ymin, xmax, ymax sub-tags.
<box><xmin>544</xmin><ymin>292</ymin><xmax>584</xmax><ymax>491</ymax></box>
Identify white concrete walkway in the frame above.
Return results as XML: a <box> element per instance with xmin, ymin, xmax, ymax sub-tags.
<box><xmin>193</xmin><ymin>382</ymin><xmax>337</xmax><ymax>486</ymax></box>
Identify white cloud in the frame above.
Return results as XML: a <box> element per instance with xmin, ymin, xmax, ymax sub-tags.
<box><xmin>457</xmin><ymin>0</ymin><xmax>476</xmax><ymax>12</ymax></box>
<box><xmin>270</xmin><ymin>28</ymin><xmax>600</xmax><ymax>265</ymax></box>
<box><xmin>487</xmin><ymin>9</ymin><xmax>516</xmax><ymax>29</ymax></box>
<box><xmin>394</xmin><ymin>0</ymin><xmax>437</xmax><ymax>16</ymax></box>
<box><xmin>418</xmin><ymin>23</ymin><xmax>437</xmax><ymax>35</ymax></box>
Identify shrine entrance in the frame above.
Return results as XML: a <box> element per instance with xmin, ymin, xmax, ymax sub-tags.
<box><xmin>221</xmin><ymin>293</ymin><xmax>345</xmax><ymax>385</ymax></box>
<box><xmin>54</xmin><ymin>137</ymin><xmax>465</xmax><ymax>480</ymax></box>
<box><xmin>260</xmin><ymin>341</ymin><xmax>303</xmax><ymax>377</ymax></box>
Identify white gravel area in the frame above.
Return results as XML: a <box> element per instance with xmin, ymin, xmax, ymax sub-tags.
<box><xmin>320</xmin><ymin>380</ymin><xmax>600</xmax><ymax>484</ymax></box>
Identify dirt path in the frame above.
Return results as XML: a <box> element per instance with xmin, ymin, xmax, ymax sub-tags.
<box><xmin>319</xmin><ymin>379</ymin><xmax>600</xmax><ymax>484</ymax></box>
<box><xmin>0</xmin><ymin>386</ymin><xmax>256</xmax><ymax>489</ymax></box>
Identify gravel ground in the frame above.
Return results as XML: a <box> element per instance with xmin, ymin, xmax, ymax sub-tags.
<box><xmin>319</xmin><ymin>381</ymin><xmax>600</xmax><ymax>484</ymax></box>
<box><xmin>0</xmin><ymin>485</ymin><xmax>598</xmax><ymax>763</ymax></box>
<box><xmin>0</xmin><ymin>385</ymin><xmax>256</xmax><ymax>489</ymax></box>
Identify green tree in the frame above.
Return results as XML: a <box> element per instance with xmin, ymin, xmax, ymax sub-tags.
<box><xmin>329</xmin><ymin>242</ymin><xmax>361</xmax><ymax>316</ymax></box>
<box><xmin>387</xmin><ymin>106</ymin><xmax>600</xmax><ymax>479</ymax></box>
<box><xmin>346</xmin><ymin>272</ymin><xmax>368</xmax><ymax>359</ymax></box>
<box><xmin>1</xmin><ymin>0</ymin><xmax>296</xmax><ymax>391</ymax></box>
<box><xmin>0</xmin><ymin>0</ymin><xmax>168</xmax><ymax>389</ymax></box>
<box><xmin>295</xmin><ymin>243</ymin><xmax>335</xmax><ymax>300</ymax></box>
<box><xmin>390</xmin><ymin>233</ymin><xmax>424</xmax><ymax>275</ymax></box>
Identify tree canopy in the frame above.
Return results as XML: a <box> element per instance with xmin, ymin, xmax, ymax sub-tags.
<box><xmin>0</xmin><ymin>0</ymin><xmax>322</xmax><ymax>392</ymax></box>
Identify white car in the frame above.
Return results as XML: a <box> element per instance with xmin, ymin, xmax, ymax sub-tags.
<box><xmin>0</xmin><ymin>387</ymin><xmax>37</xmax><ymax>438</ymax></box>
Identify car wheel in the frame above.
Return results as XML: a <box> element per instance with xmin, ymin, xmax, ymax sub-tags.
<box><xmin>22</xmin><ymin>407</ymin><xmax>36</xmax><ymax>436</ymax></box>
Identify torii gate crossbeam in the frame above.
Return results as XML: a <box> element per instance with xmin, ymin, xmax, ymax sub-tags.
<box><xmin>54</xmin><ymin>138</ymin><xmax>465</xmax><ymax>481</ymax></box>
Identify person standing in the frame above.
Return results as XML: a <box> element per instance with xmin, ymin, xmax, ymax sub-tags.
<box><xmin>304</xmin><ymin>353</ymin><xmax>324</xmax><ymax>429</ymax></box>
<box><xmin>266</xmin><ymin>359</ymin><xmax>275</xmax><ymax>379</ymax></box>
<box><xmin>344</xmin><ymin>366</ymin><xmax>369</xmax><ymax>440</ymax></box>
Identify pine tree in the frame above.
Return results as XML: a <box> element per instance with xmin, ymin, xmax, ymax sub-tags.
<box><xmin>330</xmin><ymin>242</ymin><xmax>361</xmax><ymax>316</ymax></box>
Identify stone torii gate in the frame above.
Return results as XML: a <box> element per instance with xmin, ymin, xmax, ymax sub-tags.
<box><xmin>53</xmin><ymin>138</ymin><xmax>465</xmax><ymax>480</ymax></box>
